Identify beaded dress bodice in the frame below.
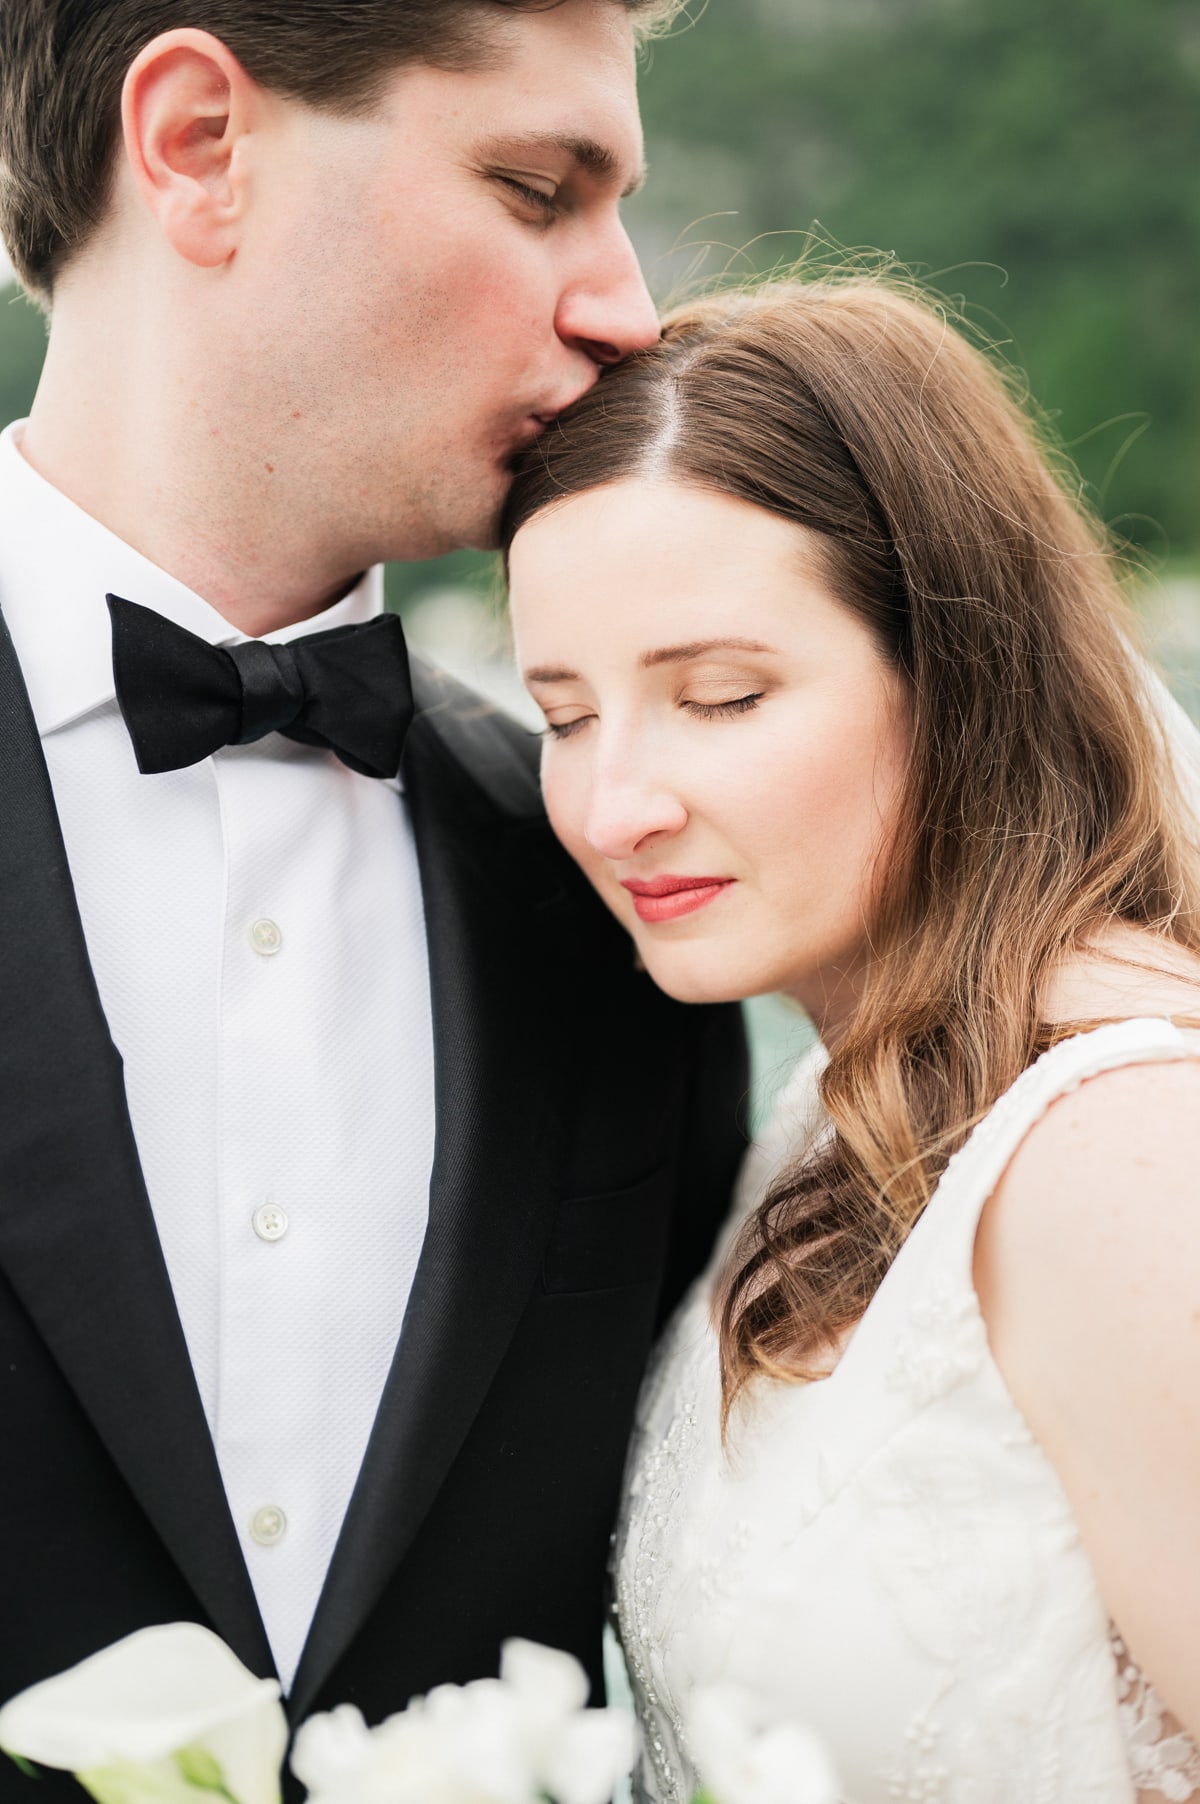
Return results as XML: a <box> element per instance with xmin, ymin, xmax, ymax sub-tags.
<box><xmin>613</xmin><ymin>1018</ymin><xmax>1200</xmax><ymax>1803</ymax></box>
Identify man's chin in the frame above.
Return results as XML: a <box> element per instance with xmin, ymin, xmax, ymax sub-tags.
<box><xmin>459</xmin><ymin>511</ymin><xmax>504</xmax><ymax>554</ymax></box>
<box><xmin>383</xmin><ymin>500</ymin><xmax>504</xmax><ymax>564</ymax></box>
<box><xmin>423</xmin><ymin>473</ymin><xmax>509</xmax><ymax>558</ymax></box>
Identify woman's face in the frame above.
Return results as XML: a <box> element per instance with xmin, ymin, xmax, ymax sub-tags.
<box><xmin>508</xmin><ymin>480</ymin><xmax>911</xmax><ymax>1030</ymax></box>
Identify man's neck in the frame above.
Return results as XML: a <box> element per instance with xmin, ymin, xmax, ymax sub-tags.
<box><xmin>24</xmin><ymin>309</ymin><xmax>370</xmax><ymax>636</ymax></box>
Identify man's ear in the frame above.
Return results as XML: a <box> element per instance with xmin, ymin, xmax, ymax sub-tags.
<box><xmin>120</xmin><ymin>29</ymin><xmax>258</xmax><ymax>269</ymax></box>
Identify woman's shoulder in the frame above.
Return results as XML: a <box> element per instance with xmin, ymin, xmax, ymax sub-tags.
<box><xmin>1038</xmin><ymin>920</ymin><xmax>1200</xmax><ymax>1025</ymax></box>
<box><xmin>975</xmin><ymin>917</ymin><xmax>1200</xmax><ymax>1304</ymax></box>
<box><xmin>969</xmin><ymin>965</ymin><xmax>1200</xmax><ymax>1732</ymax></box>
<box><xmin>977</xmin><ymin>1029</ymin><xmax>1200</xmax><ymax>1287</ymax></box>
<box><xmin>986</xmin><ymin>926</ymin><xmax>1200</xmax><ymax>1258</ymax></box>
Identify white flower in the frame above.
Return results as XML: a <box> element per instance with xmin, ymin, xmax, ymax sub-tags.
<box><xmin>498</xmin><ymin>1640</ymin><xmax>635</xmax><ymax>1804</ymax></box>
<box><xmin>542</xmin><ymin>1706</ymin><xmax>637</xmax><ymax>1804</ymax></box>
<box><xmin>295</xmin><ymin>1698</ymin><xmax>489</xmax><ymax>1804</ymax></box>
<box><xmin>289</xmin><ymin>1704</ymin><xmax>377</xmax><ymax>1801</ymax></box>
<box><xmin>0</xmin><ymin>1623</ymin><xmax>286</xmax><ymax>1804</ymax></box>
<box><xmin>688</xmin><ymin>1682</ymin><xmax>838</xmax><ymax>1804</ymax></box>
<box><xmin>499</xmin><ymin>1639</ymin><xmax>588</xmax><ymax>1719</ymax></box>
<box><xmin>292</xmin><ymin>1639</ymin><xmax>635</xmax><ymax>1804</ymax></box>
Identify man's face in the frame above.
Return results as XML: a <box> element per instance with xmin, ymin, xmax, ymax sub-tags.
<box><xmin>232</xmin><ymin>0</ymin><xmax>658</xmax><ymax>563</ymax></box>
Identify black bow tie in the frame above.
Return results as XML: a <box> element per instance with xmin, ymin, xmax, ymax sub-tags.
<box><xmin>107</xmin><ymin>593</ymin><xmax>414</xmax><ymax>779</ymax></box>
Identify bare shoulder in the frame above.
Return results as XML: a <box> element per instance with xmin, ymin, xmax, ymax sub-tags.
<box><xmin>982</xmin><ymin>1051</ymin><xmax>1200</xmax><ymax>1249</ymax></box>
<box><xmin>1041</xmin><ymin>920</ymin><xmax>1200</xmax><ymax>1023</ymax></box>
<box><xmin>974</xmin><ymin>1033</ymin><xmax>1200</xmax><ymax>1422</ymax></box>
<box><xmin>982</xmin><ymin>919</ymin><xmax>1200</xmax><ymax>1284</ymax></box>
<box><xmin>972</xmin><ymin>1008</ymin><xmax>1200</xmax><ymax>1727</ymax></box>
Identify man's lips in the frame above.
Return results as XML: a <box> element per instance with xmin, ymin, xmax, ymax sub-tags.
<box><xmin>505</xmin><ymin>413</ymin><xmax>562</xmax><ymax>462</ymax></box>
<box><xmin>524</xmin><ymin>404</ymin><xmax>576</xmax><ymax>435</ymax></box>
<box><xmin>511</xmin><ymin>417</ymin><xmax>551</xmax><ymax>452</ymax></box>
<box><xmin>507</xmin><ymin>385</ymin><xmax>596</xmax><ymax>458</ymax></box>
<box><xmin>620</xmin><ymin>875</ymin><xmax>735</xmax><ymax>924</ymax></box>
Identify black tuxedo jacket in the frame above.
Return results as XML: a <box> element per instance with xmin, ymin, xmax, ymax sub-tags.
<box><xmin>0</xmin><ymin>613</ymin><xmax>747</xmax><ymax>1800</ymax></box>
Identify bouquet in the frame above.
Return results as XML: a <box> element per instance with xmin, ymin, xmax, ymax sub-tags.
<box><xmin>0</xmin><ymin>1625</ymin><xmax>837</xmax><ymax>1804</ymax></box>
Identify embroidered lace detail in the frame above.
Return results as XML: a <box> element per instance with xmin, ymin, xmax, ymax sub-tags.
<box><xmin>1114</xmin><ymin>1634</ymin><xmax>1200</xmax><ymax>1800</ymax></box>
<box><xmin>614</xmin><ymin>1295</ymin><xmax>712</xmax><ymax>1804</ymax></box>
<box><xmin>886</xmin><ymin>1273</ymin><xmax>988</xmax><ymax>1407</ymax></box>
<box><xmin>880</xmin><ymin>1695</ymin><xmax>953</xmax><ymax>1804</ymax></box>
<box><xmin>613</xmin><ymin>1025</ymin><xmax>1200</xmax><ymax>1803</ymax></box>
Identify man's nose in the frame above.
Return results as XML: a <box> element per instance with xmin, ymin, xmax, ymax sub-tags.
<box><xmin>556</xmin><ymin>222</ymin><xmax>660</xmax><ymax>367</ymax></box>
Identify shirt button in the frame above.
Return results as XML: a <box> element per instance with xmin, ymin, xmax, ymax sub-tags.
<box><xmin>249</xmin><ymin>918</ymin><xmax>283</xmax><ymax>956</ymax></box>
<box><xmin>250</xmin><ymin>1505</ymin><xmax>287</xmax><ymax>1547</ymax></box>
<box><xmin>252</xmin><ymin>1203</ymin><xmax>289</xmax><ymax>1242</ymax></box>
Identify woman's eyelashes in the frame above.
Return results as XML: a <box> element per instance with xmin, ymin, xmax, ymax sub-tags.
<box><xmin>541</xmin><ymin>692</ymin><xmax>766</xmax><ymax>740</ymax></box>
<box><xmin>683</xmin><ymin>692</ymin><xmax>764</xmax><ymax>720</ymax></box>
<box><xmin>542</xmin><ymin>716</ymin><xmax>591</xmax><ymax>741</ymax></box>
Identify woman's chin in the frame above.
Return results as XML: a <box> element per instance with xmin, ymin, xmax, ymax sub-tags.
<box><xmin>638</xmin><ymin>952</ymin><xmax>757</xmax><ymax>1007</ymax></box>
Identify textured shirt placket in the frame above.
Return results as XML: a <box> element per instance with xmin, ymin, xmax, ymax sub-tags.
<box><xmin>212</xmin><ymin>739</ymin><xmax>310</xmax><ymax>1643</ymax></box>
<box><xmin>208</xmin><ymin>732</ymin><xmax>437</xmax><ymax>1690</ymax></box>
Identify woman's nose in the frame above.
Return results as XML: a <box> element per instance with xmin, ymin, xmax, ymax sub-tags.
<box><xmin>582</xmin><ymin>770</ymin><xmax>688</xmax><ymax>862</ymax></box>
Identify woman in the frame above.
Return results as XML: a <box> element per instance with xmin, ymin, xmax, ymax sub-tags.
<box><xmin>502</xmin><ymin>276</ymin><xmax>1200</xmax><ymax>1801</ymax></box>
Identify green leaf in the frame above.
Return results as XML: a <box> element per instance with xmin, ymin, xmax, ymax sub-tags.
<box><xmin>174</xmin><ymin>1749</ymin><xmax>228</xmax><ymax>1793</ymax></box>
<box><xmin>75</xmin><ymin>1755</ymin><xmax>239</xmax><ymax>1804</ymax></box>
<box><xmin>5</xmin><ymin>1751</ymin><xmax>39</xmax><ymax>1779</ymax></box>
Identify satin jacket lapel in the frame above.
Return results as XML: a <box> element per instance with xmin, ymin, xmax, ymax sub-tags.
<box><xmin>290</xmin><ymin>673</ymin><xmax>570</xmax><ymax>1720</ymax></box>
<box><xmin>0</xmin><ymin>613</ymin><xmax>272</xmax><ymax>1675</ymax></box>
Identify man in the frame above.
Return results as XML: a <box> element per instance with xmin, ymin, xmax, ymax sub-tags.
<box><xmin>0</xmin><ymin>0</ymin><xmax>747</xmax><ymax>1793</ymax></box>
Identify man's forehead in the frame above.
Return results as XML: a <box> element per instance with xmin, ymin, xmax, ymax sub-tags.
<box><xmin>462</xmin><ymin>1</ymin><xmax>644</xmax><ymax>184</ymax></box>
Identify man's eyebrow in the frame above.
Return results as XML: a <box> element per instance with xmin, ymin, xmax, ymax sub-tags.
<box><xmin>477</xmin><ymin>130</ymin><xmax>647</xmax><ymax>198</ymax></box>
<box><xmin>524</xmin><ymin>639</ymin><xmax>778</xmax><ymax>686</ymax></box>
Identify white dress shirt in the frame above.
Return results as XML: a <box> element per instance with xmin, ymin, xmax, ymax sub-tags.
<box><xmin>0</xmin><ymin>423</ymin><xmax>435</xmax><ymax>1690</ymax></box>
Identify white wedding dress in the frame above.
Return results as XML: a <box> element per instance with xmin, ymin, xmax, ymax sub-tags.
<box><xmin>614</xmin><ymin>1016</ymin><xmax>1200</xmax><ymax>1803</ymax></box>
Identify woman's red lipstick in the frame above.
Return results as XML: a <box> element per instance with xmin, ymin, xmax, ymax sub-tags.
<box><xmin>620</xmin><ymin>875</ymin><xmax>734</xmax><ymax>924</ymax></box>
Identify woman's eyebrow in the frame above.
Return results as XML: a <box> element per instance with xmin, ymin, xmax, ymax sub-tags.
<box><xmin>524</xmin><ymin>640</ymin><xmax>779</xmax><ymax>687</ymax></box>
<box><xmin>639</xmin><ymin>637</ymin><xmax>778</xmax><ymax>668</ymax></box>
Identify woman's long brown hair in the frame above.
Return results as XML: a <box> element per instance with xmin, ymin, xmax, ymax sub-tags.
<box><xmin>502</xmin><ymin>275</ymin><xmax>1200</xmax><ymax>1420</ymax></box>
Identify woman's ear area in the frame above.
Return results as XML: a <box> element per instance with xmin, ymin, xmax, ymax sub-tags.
<box><xmin>119</xmin><ymin>28</ymin><xmax>260</xmax><ymax>270</ymax></box>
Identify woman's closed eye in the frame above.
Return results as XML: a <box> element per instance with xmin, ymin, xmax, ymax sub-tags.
<box><xmin>542</xmin><ymin>713</ymin><xmax>593</xmax><ymax>741</ymax></box>
<box><xmin>682</xmin><ymin>692</ymin><xmax>764</xmax><ymax>720</ymax></box>
<box><xmin>541</xmin><ymin>692</ymin><xmax>765</xmax><ymax>740</ymax></box>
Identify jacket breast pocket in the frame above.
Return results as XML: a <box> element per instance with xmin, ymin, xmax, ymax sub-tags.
<box><xmin>542</xmin><ymin>1167</ymin><xmax>673</xmax><ymax>1295</ymax></box>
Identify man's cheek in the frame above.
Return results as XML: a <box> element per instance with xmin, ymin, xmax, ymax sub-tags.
<box><xmin>469</xmin><ymin>256</ymin><xmax>543</xmax><ymax>326</ymax></box>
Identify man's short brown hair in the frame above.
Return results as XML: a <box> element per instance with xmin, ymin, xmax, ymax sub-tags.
<box><xmin>0</xmin><ymin>0</ymin><xmax>677</xmax><ymax>303</ymax></box>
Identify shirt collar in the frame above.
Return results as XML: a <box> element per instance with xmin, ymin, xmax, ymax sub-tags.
<box><xmin>0</xmin><ymin>420</ymin><xmax>386</xmax><ymax>738</ymax></box>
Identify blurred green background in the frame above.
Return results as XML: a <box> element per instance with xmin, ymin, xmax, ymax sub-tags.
<box><xmin>1</xmin><ymin>0</ymin><xmax>1195</xmax><ymax>1111</ymax></box>
<box><xmin>630</xmin><ymin>0</ymin><xmax>1199</xmax><ymax>566</ymax></box>
<box><xmin>2</xmin><ymin>0</ymin><xmax>1195</xmax><ymax>592</ymax></box>
<box><xmin>386</xmin><ymin>0</ymin><xmax>1198</xmax><ymax>606</ymax></box>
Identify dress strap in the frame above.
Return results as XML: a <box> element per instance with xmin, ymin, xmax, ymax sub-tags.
<box><xmin>905</xmin><ymin>1014</ymin><xmax>1200</xmax><ymax>1290</ymax></box>
<box><xmin>807</xmin><ymin>1015</ymin><xmax>1200</xmax><ymax>1493</ymax></box>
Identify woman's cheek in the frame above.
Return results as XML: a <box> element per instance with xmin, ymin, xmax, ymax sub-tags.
<box><xmin>541</xmin><ymin>755</ymin><xmax>597</xmax><ymax>875</ymax></box>
<box><xmin>540</xmin><ymin>755</ymin><xmax>574</xmax><ymax>845</ymax></box>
